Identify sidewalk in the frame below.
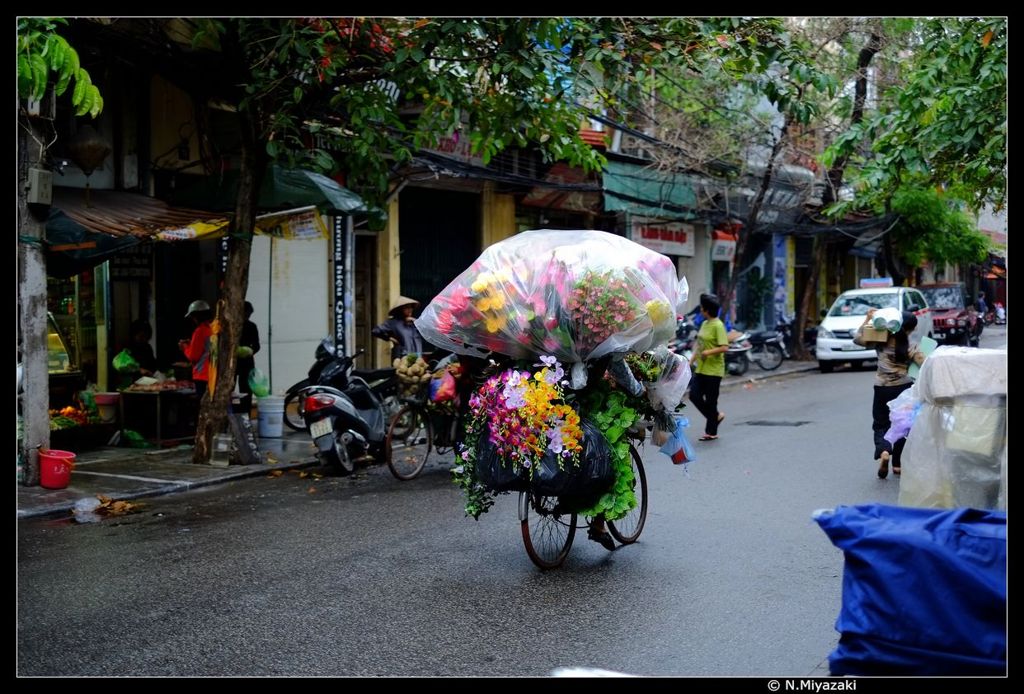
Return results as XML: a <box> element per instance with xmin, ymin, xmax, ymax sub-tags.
<box><xmin>17</xmin><ymin>359</ymin><xmax>820</xmax><ymax>521</ymax></box>
<box><xmin>17</xmin><ymin>427</ymin><xmax>320</xmax><ymax>520</ymax></box>
<box><xmin>720</xmin><ymin>355</ymin><xmax>819</xmax><ymax>391</ymax></box>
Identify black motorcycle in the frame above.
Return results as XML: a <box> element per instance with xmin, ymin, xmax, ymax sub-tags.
<box><xmin>283</xmin><ymin>338</ymin><xmax>400</xmax><ymax>431</ymax></box>
<box><xmin>746</xmin><ymin>328</ymin><xmax>788</xmax><ymax>371</ymax></box>
<box><xmin>667</xmin><ymin>316</ymin><xmax>697</xmax><ymax>357</ymax></box>
<box><xmin>301</xmin><ymin>348</ymin><xmax>389</xmax><ymax>474</ymax></box>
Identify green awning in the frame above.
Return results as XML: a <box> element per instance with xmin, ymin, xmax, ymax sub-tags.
<box><xmin>172</xmin><ymin>165</ymin><xmax>367</xmax><ymax>215</ymax></box>
<box><xmin>602</xmin><ymin>159</ymin><xmax>698</xmax><ymax>221</ymax></box>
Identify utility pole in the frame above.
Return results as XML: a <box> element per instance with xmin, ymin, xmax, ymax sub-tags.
<box><xmin>18</xmin><ymin>94</ymin><xmax>54</xmax><ymax>485</ymax></box>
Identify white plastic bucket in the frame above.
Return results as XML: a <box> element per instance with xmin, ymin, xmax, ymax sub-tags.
<box><xmin>257</xmin><ymin>396</ymin><xmax>285</xmax><ymax>438</ymax></box>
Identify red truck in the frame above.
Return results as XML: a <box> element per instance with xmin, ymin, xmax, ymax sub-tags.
<box><xmin>918</xmin><ymin>283</ymin><xmax>982</xmax><ymax>346</ymax></box>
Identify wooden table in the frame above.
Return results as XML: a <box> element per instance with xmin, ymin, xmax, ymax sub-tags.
<box><xmin>119</xmin><ymin>389</ymin><xmax>199</xmax><ymax>447</ymax></box>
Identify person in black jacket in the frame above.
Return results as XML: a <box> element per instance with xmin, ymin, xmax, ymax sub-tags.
<box><xmin>373</xmin><ymin>295</ymin><xmax>425</xmax><ymax>361</ymax></box>
<box><xmin>236</xmin><ymin>301</ymin><xmax>261</xmax><ymax>409</ymax></box>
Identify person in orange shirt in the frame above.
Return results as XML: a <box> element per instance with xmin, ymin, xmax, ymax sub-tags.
<box><xmin>179</xmin><ymin>300</ymin><xmax>214</xmax><ymax>399</ymax></box>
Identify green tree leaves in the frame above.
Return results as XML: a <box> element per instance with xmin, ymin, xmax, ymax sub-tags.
<box><xmin>17</xmin><ymin>17</ymin><xmax>102</xmax><ymax>118</ymax></box>
<box><xmin>826</xmin><ymin>18</ymin><xmax>1006</xmax><ymax>212</ymax></box>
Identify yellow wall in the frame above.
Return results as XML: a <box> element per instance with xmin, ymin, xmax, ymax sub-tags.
<box><xmin>375</xmin><ymin>197</ymin><xmax>402</xmax><ymax>367</ymax></box>
<box><xmin>480</xmin><ymin>181</ymin><xmax>516</xmax><ymax>248</ymax></box>
<box><xmin>149</xmin><ymin>75</ymin><xmax>205</xmax><ymax>178</ymax></box>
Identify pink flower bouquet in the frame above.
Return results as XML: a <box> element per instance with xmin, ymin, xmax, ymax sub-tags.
<box><xmin>417</xmin><ymin>230</ymin><xmax>687</xmax><ymax>370</ymax></box>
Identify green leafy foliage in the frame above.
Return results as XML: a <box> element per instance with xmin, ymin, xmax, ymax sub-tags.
<box><xmin>17</xmin><ymin>17</ymin><xmax>102</xmax><ymax>117</ymax></box>
<box><xmin>889</xmin><ymin>185</ymin><xmax>990</xmax><ymax>269</ymax></box>
<box><xmin>825</xmin><ymin>18</ymin><xmax>1006</xmax><ymax>212</ymax></box>
<box><xmin>188</xmin><ymin>18</ymin><xmax>806</xmax><ymax>209</ymax></box>
<box><xmin>574</xmin><ymin>380</ymin><xmax>642</xmax><ymax>521</ymax></box>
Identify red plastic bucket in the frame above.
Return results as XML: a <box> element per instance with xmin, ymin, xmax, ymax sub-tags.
<box><xmin>39</xmin><ymin>449</ymin><xmax>76</xmax><ymax>489</ymax></box>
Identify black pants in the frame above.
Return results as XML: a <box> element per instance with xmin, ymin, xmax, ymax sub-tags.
<box><xmin>689</xmin><ymin>373</ymin><xmax>722</xmax><ymax>436</ymax></box>
<box><xmin>872</xmin><ymin>383</ymin><xmax>912</xmax><ymax>465</ymax></box>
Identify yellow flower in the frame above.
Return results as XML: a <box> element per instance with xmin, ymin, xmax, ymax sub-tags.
<box><xmin>646</xmin><ymin>299</ymin><xmax>671</xmax><ymax>326</ymax></box>
<box><xmin>475</xmin><ymin>296</ymin><xmax>493</xmax><ymax>312</ymax></box>
<box><xmin>488</xmin><ymin>291</ymin><xmax>505</xmax><ymax>310</ymax></box>
<box><xmin>484</xmin><ymin>314</ymin><xmax>507</xmax><ymax>333</ymax></box>
<box><xmin>470</xmin><ymin>272</ymin><xmax>494</xmax><ymax>293</ymax></box>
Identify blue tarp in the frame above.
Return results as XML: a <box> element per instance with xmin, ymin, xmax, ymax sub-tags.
<box><xmin>815</xmin><ymin>504</ymin><xmax>1006</xmax><ymax>676</ymax></box>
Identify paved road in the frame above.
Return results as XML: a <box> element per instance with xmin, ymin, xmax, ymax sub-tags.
<box><xmin>19</xmin><ymin>362</ymin><xmax>913</xmax><ymax>677</ymax></box>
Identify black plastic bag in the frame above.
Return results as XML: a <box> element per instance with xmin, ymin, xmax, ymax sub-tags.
<box><xmin>474</xmin><ymin>426</ymin><xmax>529</xmax><ymax>492</ymax></box>
<box><xmin>531</xmin><ymin>419</ymin><xmax>614</xmax><ymax>498</ymax></box>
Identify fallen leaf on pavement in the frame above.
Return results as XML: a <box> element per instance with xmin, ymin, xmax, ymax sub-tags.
<box><xmin>94</xmin><ymin>495</ymin><xmax>142</xmax><ymax>517</ymax></box>
<box><xmin>267</xmin><ymin>470</ymin><xmax>284</xmax><ymax>478</ymax></box>
<box><xmin>307</xmin><ymin>486</ymin><xmax>317</xmax><ymax>494</ymax></box>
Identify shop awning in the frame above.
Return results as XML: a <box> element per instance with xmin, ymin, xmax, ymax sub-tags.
<box><xmin>45</xmin><ymin>188</ymin><xmax>235</xmax><ymax>278</ymax></box>
<box><xmin>53</xmin><ymin>187</ymin><xmax>231</xmax><ymax>240</ymax></box>
<box><xmin>172</xmin><ymin>165</ymin><xmax>367</xmax><ymax>215</ymax></box>
<box><xmin>43</xmin><ymin>207</ymin><xmax>142</xmax><ymax>279</ymax></box>
<box><xmin>602</xmin><ymin>159</ymin><xmax>699</xmax><ymax>221</ymax></box>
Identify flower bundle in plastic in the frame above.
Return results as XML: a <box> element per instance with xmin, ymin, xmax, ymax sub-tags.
<box><xmin>461</xmin><ymin>356</ymin><xmax>583</xmax><ymax>475</ymax></box>
<box><xmin>417</xmin><ymin>230</ymin><xmax>687</xmax><ymax>369</ymax></box>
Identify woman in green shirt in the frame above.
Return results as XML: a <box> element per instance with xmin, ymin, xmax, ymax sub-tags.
<box><xmin>688</xmin><ymin>294</ymin><xmax>729</xmax><ymax>440</ymax></box>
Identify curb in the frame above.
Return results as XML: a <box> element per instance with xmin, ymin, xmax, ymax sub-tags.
<box><xmin>16</xmin><ymin>457</ymin><xmax>319</xmax><ymax>520</ymax></box>
<box><xmin>720</xmin><ymin>363</ymin><xmax>819</xmax><ymax>391</ymax></box>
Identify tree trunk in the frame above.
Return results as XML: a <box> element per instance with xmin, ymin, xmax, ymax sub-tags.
<box><xmin>723</xmin><ymin>119</ymin><xmax>790</xmax><ymax>316</ymax></box>
<box><xmin>793</xmin><ymin>236</ymin><xmax>827</xmax><ymax>361</ymax></box>
<box><xmin>18</xmin><ymin>112</ymin><xmax>52</xmax><ymax>485</ymax></box>
<box><xmin>792</xmin><ymin>33</ymin><xmax>881</xmax><ymax>360</ymax></box>
<box><xmin>192</xmin><ymin>114</ymin><xmax>268</xmax><ymax>464</ymax></box>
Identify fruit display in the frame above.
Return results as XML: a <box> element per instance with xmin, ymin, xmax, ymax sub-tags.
<box><xmin>394</xmin><ymin>355</ymin><xmax>431</xmax><ymax>398</ymax></box>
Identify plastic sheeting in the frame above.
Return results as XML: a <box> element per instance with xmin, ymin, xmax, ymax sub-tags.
<box><xmin>815</xmin><ymin>504</ymin><xmax>1006</xmax><ymax>676</ymax></box>
<box><xmin>899</xmin><ymin>347</ymin><xmax>1007</xmax><ymax>510</ymax></box>
<box><xmin>416</xmin><ymin>230</ymin><xmax>687</xmax><ymax>376</ymax></box>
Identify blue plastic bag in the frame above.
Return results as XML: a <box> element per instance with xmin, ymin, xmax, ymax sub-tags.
<box><xmin>658</xmin><ymin>416</ymin><xmax>695</xmax><ymax>466</ymax></box>
<box><xmin>815</xmin><ymin>504</ymin><xmax>1006</xmax><ymax>676</ymax></box>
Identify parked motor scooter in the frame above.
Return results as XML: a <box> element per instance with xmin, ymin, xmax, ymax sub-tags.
<box><xmin>301</xmin><ymin>348</ymin><xmax>389</xmax><ymax>474</ymax></box>
<box><xmin>746</xmin><ymin>328</ymin><xmax>788</xmax><ymax>371</ymax></box>
<box><xmin>993</xmin><ymin>302</ymin><xmax>1006</xmax><ymax>325</ymax></box>
<box><xmin>725</xmin><ymin>331</ymin><xmax>752</xmax><ymax>376</ymax></box>
<box><xmin>667</xmin><ymin>316</ymin><xmax>698</xmax><ymax>358</ymax></box>
<box><xmin>284</xmin><ymin>337</ymin><xmax>400</xmax><ymax>431</ymax></box>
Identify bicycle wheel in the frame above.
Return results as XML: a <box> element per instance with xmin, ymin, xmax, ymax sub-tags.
<box><xmin>519</xmin><ymin>491</ymin><xmax>577</xmax><ymax>569</ymax></box>
<box><xmin>382</xmin><ymin>395</ymin><xmax>413</xmax><ymax>439</ymax></box>
<box><xmin>608</xmin><ymin>446</ymin><xmax>648</xmax><ymax>544</ymax></box>
<box><xmin>385</xmin><ymin>405</ymin><xmax>433</xmax><ymax>480</ymax></box>
<box><xmin>753</xmin><ymin>343</ymin><xmax>784</xmax><ymax>371</ymax></box>
<box><xmin>283</xmin><ymin>389</ymin><xmax>308</xmax><ymax>431</ymax></box>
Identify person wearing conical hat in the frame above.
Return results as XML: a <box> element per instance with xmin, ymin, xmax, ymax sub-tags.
<box><xmin>372</xmin><ymin>295</ymin><xmax>425</xmax><ymax>360</ymax></box>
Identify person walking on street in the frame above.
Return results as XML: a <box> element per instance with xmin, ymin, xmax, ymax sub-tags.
<box><xmin>179</xmin><ymin>300</ymin><xmax>214</xmax><ymax>399</ymax></box>
<box><xmin>688</xmin><ymin>293</ymin><xmax>729</xmax><ymax>441</ymax></box>
<box><xmin>853</xmin><ymin>309</ymin><xmax>926</xmax><ymax>479</ymax></box>
<box><xmin>373</xmin><ymin>295</ymin><xmax>425</xmax><ymax>361</ymax></box>
<box><xmin>236</xmin><ymin>301</ymin><xmax>261</xmax><ymax>410</ymax></box>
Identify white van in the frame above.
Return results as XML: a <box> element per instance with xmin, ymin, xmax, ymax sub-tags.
<box><xmin>816</xmin><ymin>287</ymin><xmax>932</xmax><ymax>373</ymax></box>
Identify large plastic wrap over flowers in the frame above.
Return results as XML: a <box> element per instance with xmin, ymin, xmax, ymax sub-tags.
<box><xmin>416</xmin><ymin>230</ymin><xmax>687</xmax><ymax>380</ymax></box>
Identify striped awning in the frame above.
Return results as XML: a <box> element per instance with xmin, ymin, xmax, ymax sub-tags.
<box><xmin>53</xmin><ymin>187</ymin><xmax>230</xmax><ymax>241</ymax></box>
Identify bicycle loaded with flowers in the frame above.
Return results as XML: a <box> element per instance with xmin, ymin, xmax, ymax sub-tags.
<box><xmin>417</xmin><ymin>230</ymin><xmax>692</xmax><ymax>563</ymax></box>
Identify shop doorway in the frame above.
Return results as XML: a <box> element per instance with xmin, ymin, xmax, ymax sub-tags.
<box><xmin>398</xmin><ymin>187</ymin><xmax>480</xmax><ymax>309</ymax></box>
